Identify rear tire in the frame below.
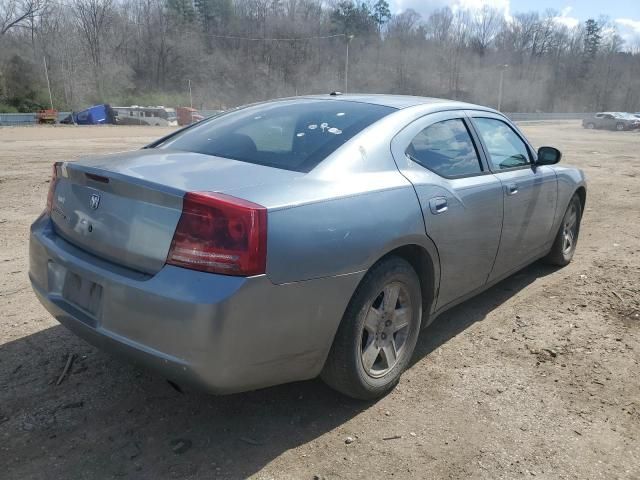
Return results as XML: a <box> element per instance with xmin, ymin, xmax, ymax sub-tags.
<box><xmin>321</xmin><ymin>257</ymin><xmax>422</xmax><ymax>400</ymax></box>
<box><xmin>544</xmin><ymin>194</ymin><xmax>582</xmax><ymax>266</ymax></box>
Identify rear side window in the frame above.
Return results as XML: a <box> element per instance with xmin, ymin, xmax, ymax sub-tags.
<box><xmin>406</xmin><ymin>118</ymin><xmax>482</xmax><ymax>178</ymax></box>
<box><xmin>158</xmin><ymin>100</ymin><xmax>395</xmax><ymax>172</ymax></box>
<box><xmin>473</xmin><ymin>117</ymin><xmax>530</xmax><ymax>170</ymax></box>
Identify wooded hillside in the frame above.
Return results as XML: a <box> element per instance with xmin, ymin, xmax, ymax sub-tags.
<box><xmin>1</xmin><ymin>0</ymin><xmax>639</xmax><ymax>112</ymax></box>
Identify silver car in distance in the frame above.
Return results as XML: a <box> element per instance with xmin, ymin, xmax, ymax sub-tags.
<box><xmin>29</xmin><ymin>95</ymin><xmax>586</xmax><ymax>399</ymax></box>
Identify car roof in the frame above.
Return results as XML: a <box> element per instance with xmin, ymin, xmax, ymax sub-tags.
<box><xmin>283</xmin><ymin>93</ymin><xmax>493</xmax><ymax>112</ymax></box>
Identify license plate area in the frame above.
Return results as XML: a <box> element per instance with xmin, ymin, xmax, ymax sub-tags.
<box><xmin>62</xmin><ymin>271</ymin><xmax>103</xmax><ymax>317</ymax></box>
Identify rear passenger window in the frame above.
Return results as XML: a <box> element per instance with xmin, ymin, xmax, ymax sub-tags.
<box><xmin>473</xmin><ymin>117</ymin><xmax>530</xmax><ymax>170</ymax></box>
<box><xmin>405</xmin><ymin>119</ymin><xmax>482</xmax><ymax>178</ymax></box>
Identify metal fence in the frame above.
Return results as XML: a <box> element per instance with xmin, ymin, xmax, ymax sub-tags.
<box><xmin>504</xmin><ymin>112</ymin><xmax>592</xmax><ymax>121</ymax></box>
<box><xmin>0</xmin><ymin>110</ymin><xmax>225</xmax><ymax>126</ymax></box>
<box><xmin>0</xmin><ymin>112</ymin><xmax>71</xmax><ymax>126</ymax></box>
<box><xmin>0</xmin><ymin>110</ymin><xmax>591</xmax><ymax>126</ymax></box>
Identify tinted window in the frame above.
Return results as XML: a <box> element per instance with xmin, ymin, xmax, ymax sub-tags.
<box><xmin>158</xmin><ymin>100</ymin><xmax>394</xmax><ymax>172</ymax></box>
<box><xmin>406</xmin><ymin>119</ymin><xmax>482</xmax><ymax>177</ymax></box>
<box><xmin>473</xmin><ymin>118</ymin><xmax>530</xmax><ymax>170</ymax></box>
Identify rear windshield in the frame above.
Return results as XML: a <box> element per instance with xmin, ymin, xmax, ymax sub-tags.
<box><xmin>156</xmin><ymin>99</ymin><xmax>395</xmax><ymax>172</ymax></box>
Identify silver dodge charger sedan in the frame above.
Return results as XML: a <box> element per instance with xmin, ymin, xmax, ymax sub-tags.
<box><xmin>29</xmin><ymin>94</ymin><xmax>586</xmax><ymax>399</ymax></box>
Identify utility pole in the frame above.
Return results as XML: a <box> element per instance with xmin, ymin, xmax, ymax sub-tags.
<box><xmin>188</xmin><ymin>79</ymin><xmax>193</xmax><ymax>124</ymax></box>
<box><xmin>497</xmin><ymin>64</ymin><xmax>509</xmax><ymax>111</ymax></box>
<box><xmin>345</xmin><ymin>35</ymin><xmax>354</xmax><ymax>94</ymax></box>
<box><xmin>43</xmin><ymin>56</ymin><xmax>54</xmax><ymax>111</ymax></box>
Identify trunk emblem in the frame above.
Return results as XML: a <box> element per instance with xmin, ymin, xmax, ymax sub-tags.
<box><xmin>89</xmin><ymin>193</ymin><xmax>101</xmax><ymax>210</ymax></box>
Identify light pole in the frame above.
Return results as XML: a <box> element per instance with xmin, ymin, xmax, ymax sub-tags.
<box><xmin>497</xmin><ymin>64</ymin><xmax>509</xmax><ymax>111</ymax></box>
<box><xmin>345</xmin><ymin>35</ymin><xmax>354</xmax><ymax>93</ymax></box>
<box><xmin>43</xmin><ymin>56</ymin><xmax>54</xmax><ymax>111</ymax></box>
<box><xmin>188</xmin><ymin>79</ymin><xmax>193</xmax><ymax>124</ymax></box>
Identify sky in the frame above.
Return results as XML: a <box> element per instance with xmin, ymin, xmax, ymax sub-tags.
<box><xmin>390</xmin><ymin>0</ymin><xmax>640</xmax><ymax>47</ymax></box>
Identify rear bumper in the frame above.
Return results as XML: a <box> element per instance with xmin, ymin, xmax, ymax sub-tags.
<box><xmin>29</xmin><ymin>213</ymin><xmax>362</xmax><ymax>394</ymax></box>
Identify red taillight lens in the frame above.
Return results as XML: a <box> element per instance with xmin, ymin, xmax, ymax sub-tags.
<box><xmin>46</xmin><ymin>162</ymin><xmax>61</xmax><ymax>213</ymax></box>
<box><xmin>166</xmin><ymin>192</ymin><xmax>267</xmax><ymax>276</ymax></box>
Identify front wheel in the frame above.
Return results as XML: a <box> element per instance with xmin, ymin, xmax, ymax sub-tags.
<box><xmin>585</xmin><ymin>122</ymin><xmax>596</xmax><ymax>129</ymax></box>
<box><xmin>321</xmin><ymin>257</ymin><xmax>422</xmax><ymax>400</ymax></box>
<box><xmin>615</xmin><ymin>122</ymin><xmax>625</xmax><ymax>131</ymax></box>
<box><xmin>545</xmin><ymin>194</ymin><xmax>582</xmax><ymax>266</ymax></box>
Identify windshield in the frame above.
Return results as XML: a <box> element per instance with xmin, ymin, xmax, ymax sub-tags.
<box><xmin>166</xmin><ymin>109</ymin><xmax>177</xmax><ymax>121</ymax></box>
<box><xmin>157</xmin><ymin>99</ymin><xmax>395</xmax><ymax>172</ymax></box>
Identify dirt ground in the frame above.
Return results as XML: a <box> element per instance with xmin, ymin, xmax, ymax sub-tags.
<box><xmin>0</xmin><ymin>123</ymin><xmax>638</xmax><ymax>480</ymax></box>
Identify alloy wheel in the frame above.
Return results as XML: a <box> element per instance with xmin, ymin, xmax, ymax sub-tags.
<box><xmin>562</xmin><ymin>202</ymin><xmax>579</xmax><ymax>255</ymax></box>
<box><xmin>359</xmin><ymin>282</ymin><xmax>412</xmax><ymax>378</ymax></box>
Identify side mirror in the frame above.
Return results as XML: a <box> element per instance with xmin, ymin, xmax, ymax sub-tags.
<box><xmin>536</xmin><ymin>146</ymin><xmax>562</xmax><ymax>165</ymax></box>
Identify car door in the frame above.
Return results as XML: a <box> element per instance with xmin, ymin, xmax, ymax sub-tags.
<box><xmin>467</xmin><ymin>112</ymin><xmax>558</xmax><ymax>282</ymax></box>
<box><xmin>594</xmin><ymin>114</ymin><xmax>604</xmax><ymax>128</ymax></box>
<box><xmin>601</xmin><ymin>114</ymin><xmax>612</xmax><ymax>129</ymax></box>
<box><xmin>391</xmin><ymin>111</ymin><xmax>503</xmax><ymax>310</ymax></box>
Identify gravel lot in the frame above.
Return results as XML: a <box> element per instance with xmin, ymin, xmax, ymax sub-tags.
<box><xmin>1</xmin><ymin>123</ymin><xmax>638</xmax><ymax>479</ymax></box>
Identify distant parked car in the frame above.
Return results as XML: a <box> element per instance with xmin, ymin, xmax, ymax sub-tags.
<box><xmin>582</xmin><ymin>112</ymin><xmax>640</xmax><ymax>131</ymax></box>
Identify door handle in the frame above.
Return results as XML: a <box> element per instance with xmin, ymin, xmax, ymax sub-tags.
<box><xmin>429</xmin><ymin>196</ymin><xmax>448</xmax><ymax>214</ymax></box>
<box><xmin>506</xmin><ymin>183</ymin><xmax>518</xmax><ymax>195</ymax></box>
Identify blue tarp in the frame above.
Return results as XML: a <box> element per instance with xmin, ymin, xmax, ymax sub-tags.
<box><xmin>62</xmin><ymin>104</ymin><xmax>115</xmax><ymax>125</ymax></box>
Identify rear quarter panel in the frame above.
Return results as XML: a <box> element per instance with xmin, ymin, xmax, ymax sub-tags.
<box><xmin>265</xmin><ymin>179</ymin><xmax>428</xmax><ymax>284</ymax></box>
<box><xmin>549</xmin><ymin>165</ymin><xmax>587</xmax><ymax>237</ymax></box>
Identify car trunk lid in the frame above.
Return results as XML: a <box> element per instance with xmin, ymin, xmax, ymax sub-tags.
<box><xmin>50</xmin><ymin>149</ymin><xmax>301</xmax><ymax>274</ymax></box>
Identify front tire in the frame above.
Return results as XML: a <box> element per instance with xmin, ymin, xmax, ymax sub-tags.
<box><xmin>545</xmin><ymin>194</ymin><xmax>582</xmax><ymax>266</ymax></box>
<box><xmin>321</xmin><ymin>257</ymin><xmax>422</xmax><ymax>400</ymax></box>
<box><xmin>615</xmin><ymin>122</ymin><xmax>625</xmax><ymax>131</ymax></box>
<box><xmin>585</xmin><ymin>123</ymin><xmax>596</xmax><ymax>129</ymax></box>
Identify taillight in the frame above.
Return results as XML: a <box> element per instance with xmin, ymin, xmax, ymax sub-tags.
<box><xmin>166</xmin><ymin>192</ymin><xmax>267</xmax><ymax>276</ymax></box>
<box><xmin>46</xmin><ymin>162</ymin><xmax>61</xmax><ymax>213</ymax></box>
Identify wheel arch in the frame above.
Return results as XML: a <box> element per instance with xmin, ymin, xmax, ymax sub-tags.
<box><xmin>319</xmin><ymin>242</ymin><xmax>440</xmax><ymax>398</ymax></box>
<box><xmin>574</xmin><ymin>186</ymin><xmax>587</xmax><ymax>213</ymax></box>
<box><xmin>324</xmin><ymin>238</ymin><xmax>440</xmax><ymax>351</ymax></box>
<box><xmin>378</xmin><ymin>245</ymin><xmax>437</xmax><ymax>324</ymax></box>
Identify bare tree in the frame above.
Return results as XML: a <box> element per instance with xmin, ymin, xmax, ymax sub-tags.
<box><xmin>0</xmin><ymin>0</ymin><xmax>47</xmax><ymax>36</ymax></box>
<box><xmin>387</xmin><ymin>8</ymin><xmax>421</xmax><ymax>39</ymax></box>
<box><xmin>471</xmin><ymin>6</ymin><xmax>502</xmax><ymax>54</ymax></box>
<box><xmin>425</xmin><ymin>7</ymin><xmax>453</xmax><ymax>44</ymax></box>
<box><xmin>71</xmin><ymin>0</ymin><xmax>113</xmax><ymax>98</ymax></box>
